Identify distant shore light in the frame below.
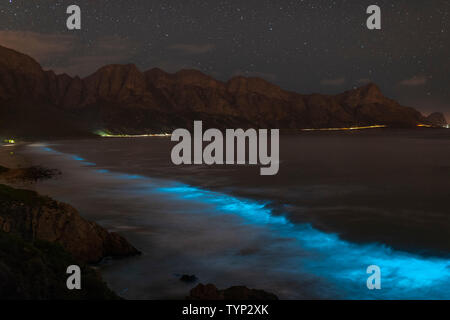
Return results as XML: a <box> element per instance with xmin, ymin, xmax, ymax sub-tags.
<box><xmin>301</xmin><ymin>125</ymin><xmax>387</xmax><ymax>132</ymax></box>
<box><xmin>94</xmin><ymin>130</ymin><xmax>171</xmax><ymax>138</ymax></box>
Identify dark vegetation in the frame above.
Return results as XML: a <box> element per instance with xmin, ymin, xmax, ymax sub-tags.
<box><xmin>0</xmin><ymin>183</ymin><xmax>47</xmax><ymax>206</ymax></box>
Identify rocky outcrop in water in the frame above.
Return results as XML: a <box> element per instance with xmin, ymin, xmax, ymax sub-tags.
<box><xmin>0</xmin><ymin>183</ymin><xmax>140</xmax><ymax>263</ymax></box>
<box><xmin>0</xmin><ymin>44</ymin><xmax>442</xmax><ymax>137</ymax></box>
<box><xmin>187</xmin><ymin>283</ymin><xmax>278</xmax><ymax>300</ymax></box>
<box><xmin>425</xmin><ymin>112</ymin><xmax>448</xmax><ymax>127</ymax></box>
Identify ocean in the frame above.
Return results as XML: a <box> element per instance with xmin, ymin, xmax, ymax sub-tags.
<box><xmin>19</xmin><ymin>129</ymin><xmax>450</xmax><ymax>299</ymax></box>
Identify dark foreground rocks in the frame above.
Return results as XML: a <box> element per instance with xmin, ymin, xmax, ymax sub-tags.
<box><xmin>0</xmin><ymin>183</ymin><xmax>140</xmax><ymax>264</ymax></box>
<box><xmin>0</xmin><ymin>182</ymin><xmax>141</xmax><ymax>299</ymax></box>
<box><xmin>0</xmin><ymin>165</ymin><xmax>61</xmax><ymax>184</ymax></box>
<box><xmin>187</xmin><ymin>283</ymin><xmax>278</xmax><ymax>300</ymax></box>
<box><xmin>0</xmin><ymin>231</ymin><xmax>120</xmax><ymax>300</ymax></box>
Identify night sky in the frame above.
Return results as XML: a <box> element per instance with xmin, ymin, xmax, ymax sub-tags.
<box><xmin>0</xmin><ymin>0</ymin><xmax>449</xmax><ymax>117</ymax></box>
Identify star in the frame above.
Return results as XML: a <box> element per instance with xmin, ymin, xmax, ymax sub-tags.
<box><xmin>0</xmin><ymin>1</ymin><xmax>447</xmax><ymax>117</ymax></box>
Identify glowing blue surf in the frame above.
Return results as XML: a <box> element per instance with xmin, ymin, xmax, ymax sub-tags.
<box><xmin>37</xmin><ymin>144</ymin><xmax>450</xmax><ymax>299</ymax></box>
<box><xmin>156</xmin><ymin>183</ymin><xmax>450</xmax><ymax>299</ymax></box>
<box><xmin>41</xmin><ymin>147</ymin><xmax>96</xmax><ymax>166</ymax></box>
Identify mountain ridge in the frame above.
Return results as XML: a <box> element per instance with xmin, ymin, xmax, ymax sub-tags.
<box><xmin>0</xmin><ymin>44</ymin><xmax>446</xmax><ymax>137</ymax></box>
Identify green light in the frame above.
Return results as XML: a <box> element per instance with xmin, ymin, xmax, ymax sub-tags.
<box><xmin>93</xmin><ymin>129</ymin><xmax>171</xmax><ymax>138</ymax></box>
<box><xmin>94</xmin><ymin>130</ymin><xmax>112</xmax><ymax>137</ymax></box>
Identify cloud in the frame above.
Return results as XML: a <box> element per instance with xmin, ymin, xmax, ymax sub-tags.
<box><xmin>169</xmin><ymin>43</ymin><xmax>215</xmax><ymax>54</ymax></box>
<box><xmin>95</xmin><ymin>36</ymin><xmax>131</xmax><ymax>52</ymax></box>
<box><xmin>61</xmin><ymin>36</ymin><xmax>134</xmax><ymax>76</ymax></box>
<box><xmin>399</xmin><ymin>75</ymin><xmax>428</xmax><ymax>86</ymax></box>
<box><xmin>320</xmin><ymin>77</ymin><xmax>346</xmax><ymax>86</ymax></box>
<box><xmin>356</xmin><ymin>78</ymin><xmax>372</xmax><ymax>85</ymax></box>
<box><xmin>0</xmin><ymin>31</ymin><xmax>134</xmax><ymax>77</ymax></box>
<box><xmin>0</xmin><ymin>30</ymin><xmax>75</xmax><ymax>60</ymax></box>
<box><xmin>232</xmin><ymin>70</ymin><xmax>277</xmax><ymax>82</ymax></box>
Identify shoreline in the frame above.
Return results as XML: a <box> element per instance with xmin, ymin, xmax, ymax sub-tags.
<box><xmin>16</xmin><ymin>138</ymin><xmax>450</xmax><ymax>258</ymax></box>
<box><xmin>33</xmin><ymin>132</ymin><xmax>450</xmax><ymax>258</ymax></box>
<box><xmin>16</xmin><ymin>141</ymin><xmax>450</xmax><ymax>299</ymax></box>
<box><xmin>1</xmin><ymin>142</ymin><xmax>280</xmax><ymax>300</ymax></box>
<box><xmin>0</xmin><ymin>143</ymin><xmax>35</xmax><ymax>191</ymax></box>
<box><xmin>11</xmin><ymin>137</ymin><xmax>450</xmax><ymax>257</ymax></box>
<box><xmin>0</xmin><ymin>142</ymin><xmax>142</xmax><ymax>299</ymax></box>
<box><xmin>0</xmin><ymin>143</ymin><xmax>31</xmax><ymax>169</ymax></box>
<box><xmin>3</xmin><ymin>139</ymin><xmax>450</xmax><ymax>299</ymax></box>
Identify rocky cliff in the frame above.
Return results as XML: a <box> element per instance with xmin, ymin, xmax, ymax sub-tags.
<box><xmin>0</xmin><ymin>183</ymin><xmax>140</xmax><ymax>263</ymax></box>
<box><xmin>426</xmin><ymin>112</ymin><xmax>448</xmax><ymax>127</ymax></box>
<box><xmin>0</xmin><ymin>45</ymin><xmax>443</xmax><ymax>137</ymax></box>
<box><xmin>0</xmin><ymin>231</ymin><xmax>120</xmax><ymax>300</ymax></box>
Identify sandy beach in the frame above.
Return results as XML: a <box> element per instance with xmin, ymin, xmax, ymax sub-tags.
<box><xmin>0</xmin><ymin>143</ymin><xmax>34</xmax><ymax>191</ymax></box>
<box><xmin>0</xmin><ymin>143</ymin><xmax>30</xmax><ymax>168</ymax></box>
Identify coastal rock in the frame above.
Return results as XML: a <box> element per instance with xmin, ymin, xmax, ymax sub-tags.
<box><xmin>426</xmin><ymin>112</ymin><xmax>448</xmax><ymax>127</ymax></box>
<box><xmin>0</xmin><ymin>184</ymin><xmax>140</xmax><ymax>263</ymax></box>
<box><xmin>187</xmin><ymin>283</ymin><xmax>278</xmax><ymax>300</ymax></box>
<box><xmin>0</xmin><ymin>231</ymin><xmax>120</xmax><ymax>300</ymax></box>
<box><xmin>0</xmin><ymin>165</ymin><xmax>61</xmax><ymax>183</ymax></box>
<box><xmin>0</xmin><ymin>44</ymin><xmax>440</xmax><ymax>137</ymax></box>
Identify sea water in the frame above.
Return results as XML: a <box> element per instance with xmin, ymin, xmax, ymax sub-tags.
<box><xmin>20</xmin><ymin>130</ymin><xmax>450</xmax><ymax>299</ymax></box>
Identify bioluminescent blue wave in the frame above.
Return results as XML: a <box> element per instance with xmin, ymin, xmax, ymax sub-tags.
<box><xmin>39</xmin><ymin>146</ymin><xmax>96</xmax><ymax>166</ymax></box>
<box><xmin>35</xmin><ymin>144</ymin><xmax>450</xmax><ymax>299</ymax></box>
<box><xmin>71</xmin><ymin>155</ymin><xmax>85</xmax><ymax>161</ymax></box>
<box><xmin>118</xmin><ymin>173</ymin><xmax>145</xmax><ymax>180</ymax></box>
<box><xmin>71</xmin><ymin>155</ymin><xmax>97</xmax><ymax>166</ymax></box>
<box><xmin>95</xmin><ymin>169</ymin><xmax>110</xmax><ymax>174</ymax></box>
<box><xmin>155</xmin><ymin>182</ymin><xmax>450</xmax><ymax>299</ymax></box>
<box><xmin>42</xmin><ymin>146</ymin><xmax>61</xmax><ymax>154</ymax></box>
<box><xmin>81</xmin><ymin>162</ymin><xmax>96</xmax><ymax>166</ymax></box>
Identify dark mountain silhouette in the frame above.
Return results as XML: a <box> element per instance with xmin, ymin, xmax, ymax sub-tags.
<box><xmin>0</xmin><ymin>45</ymin><xmax>446</xmax><ymax>137</ymax></box>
